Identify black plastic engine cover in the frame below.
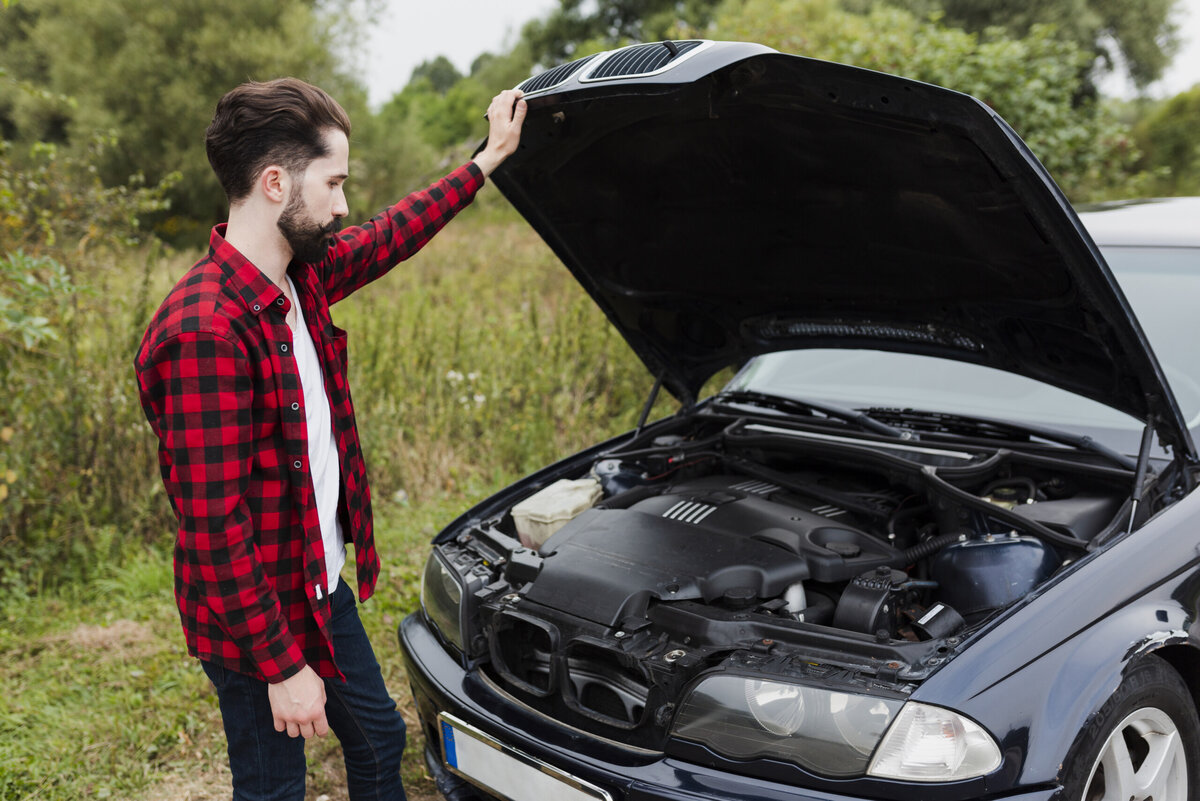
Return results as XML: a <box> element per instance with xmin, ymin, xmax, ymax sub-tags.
<box><xmin>526</xmin><ymin>507</ymin><xmax>810</xmax><ymax>626</ymax></box>
<box><xmin>524</xmin><ymin>476</ymin><xmax>901</xmax><ymax>627</ymax></box>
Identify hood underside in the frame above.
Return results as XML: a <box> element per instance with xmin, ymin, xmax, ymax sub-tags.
<box><xmin>487</xmin><ymin>42</ymin><xmax>1192</xmax><ymax>455</ymax></box>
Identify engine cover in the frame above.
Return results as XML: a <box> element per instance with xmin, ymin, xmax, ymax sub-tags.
<box><xmin>524</xmin><ymin>476</ymin><xmax>900</xmax><ymax>627</ymax></box>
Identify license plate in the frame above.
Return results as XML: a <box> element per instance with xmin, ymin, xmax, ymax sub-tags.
<box><xmin>439</xmin><ymin>712</ymin><xmax>612</xmax><ymax>801</ymax></box>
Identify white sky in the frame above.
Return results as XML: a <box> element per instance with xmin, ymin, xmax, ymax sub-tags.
<box><xmin>362</xmin><ymin>0</ymin><xmax>1199</xmax><ymax>108</ymax></box>
<box><xmin>361</xmin><ymin>0</ymin><xmax>559</xmax><ymax>107</ymax></box>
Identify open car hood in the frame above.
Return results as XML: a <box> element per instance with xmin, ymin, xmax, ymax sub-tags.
<box><xmin>486</xmin><ymin>41</ymin><xmax>1194</xmax><ymax>457</ymax></box>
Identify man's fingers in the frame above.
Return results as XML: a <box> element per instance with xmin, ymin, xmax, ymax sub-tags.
<box><xmin>287</xmin><ymin>721</ymin><xmax>300</xmax><ymax>738</ymax></box>
<box><xmin>511</xmin><ymin>97</ymin><xmax>528</xmax><ymax>127</ymax></box>
<box><xmin>274</xmin><ymin>716</ymin><xmax>287</xmax><ymax>733</ymax></box>
<box><xmin>486</xmin><ymin>89</ymin><xmax>525</xmax><ymax>123</ymax></box>
<box><xmin>313</xmin><ymin>713</ymin><xmax>330</xmax><ymax>738</ymax></box>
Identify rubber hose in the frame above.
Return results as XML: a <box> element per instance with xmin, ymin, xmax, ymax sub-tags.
<box><xmin>900</xmin><ymin>533</ymin><xmax>965</xmax><ymax>565</ymax></box>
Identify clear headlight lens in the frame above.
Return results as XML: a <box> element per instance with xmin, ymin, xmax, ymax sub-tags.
<box><xmin>867</xmin><ymin>702</ymin><xmax>1002</xmax><ymax>781</ymax></box>
<box><xmin>420</xmin><ymin>550</ymin><xmax>464</xmax><ymax>653</ymax></box>
<box><xmin>672</xmin><ymin>675</ymin><xmax>904</xmax><ymax>777</ymax></box>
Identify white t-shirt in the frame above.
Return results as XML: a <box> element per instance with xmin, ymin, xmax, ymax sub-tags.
<box><xmin>287</xmin><ymin>277</ymin><xmax>346</xmax><ymax>594</ymax></box>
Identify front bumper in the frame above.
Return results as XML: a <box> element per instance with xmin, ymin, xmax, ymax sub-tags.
<box><xmin>398</xmin><ymin>613</ymin><xmax>1059</xmax><ymax>801</ymax></box>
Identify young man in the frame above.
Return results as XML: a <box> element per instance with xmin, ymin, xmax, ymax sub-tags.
<box><xmin>135</xmin><ymin>78</ymin><xmax>526</xmax><ymax>800</ymax></box>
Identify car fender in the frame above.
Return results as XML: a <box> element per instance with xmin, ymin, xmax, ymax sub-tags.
<box><xmin>910</xmin><ymin>486</ymin><xmax>1200</xmax><ymax>791</ymax></box>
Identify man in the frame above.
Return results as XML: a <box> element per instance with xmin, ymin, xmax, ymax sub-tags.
<box><xmin>135</xmin><ymin>77</ymin><xmax>526</xmax><ymax>800</ymax></box>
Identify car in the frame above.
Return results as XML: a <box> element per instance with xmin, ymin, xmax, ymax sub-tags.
<box><xmin>397</xmin><ymin>39</ymin><xmax>1200</xmax><ymax>801</ymax></box>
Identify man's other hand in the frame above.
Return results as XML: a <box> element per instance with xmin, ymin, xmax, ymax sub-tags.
<box><xmin>268</xmin><ymin>664</ymin><xmax>330</xmax><ymax>739</ymax></box>
<box><xmin>474</xmin><ymin>89</ymin><xmax>528</xmax><ymax>177</ymax></box>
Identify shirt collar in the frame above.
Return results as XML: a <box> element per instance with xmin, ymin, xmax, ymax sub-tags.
<box><xmin>209</xmin><ymin>223</ymin><xmax>288</xmax><ymax>317</ymax></box>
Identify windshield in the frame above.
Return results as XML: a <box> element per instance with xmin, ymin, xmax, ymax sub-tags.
<box><xmin>725</xmin><ymin>245</ymin><xmax>1200</xmax><ymax>453</ymax></box>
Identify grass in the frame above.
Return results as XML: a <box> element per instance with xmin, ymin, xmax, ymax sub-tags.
<box><xmin>0</xmin><ymin>206</ymin><xmax>682</xmax><ymax>800</ymax></box>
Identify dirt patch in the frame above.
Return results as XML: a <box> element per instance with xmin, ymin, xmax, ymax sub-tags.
<box><xmin>139</xmin><ymin>760</ymin><xmax>231</xmax><ymax>801</ymax></box>
<box><xmin>64</xmin><ymin>619</ymin><xmax>156</xmax><ymax>651</ymax></box>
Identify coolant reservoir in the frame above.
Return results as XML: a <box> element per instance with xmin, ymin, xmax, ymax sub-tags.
<box><xmin>511</xmin><ymin>478</ymin><xmax>603</xmax><ymax>551</ymax></box>
<box><xmin>930</xmin><ymin>535</ymin><xmax>1059</xmax><ymax>621</ymax></box>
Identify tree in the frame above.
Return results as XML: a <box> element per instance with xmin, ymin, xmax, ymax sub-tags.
<box><xmin>410</xmin><ymin>55</ymin><xmax>463</xmax><ymax>95</ymax></box>
<box><xmin>879</xmin><ymin>0</ymin><xmax>1179</xmax><ymax>88</ymax></box>
<box><xmin>523</xmin><ymin>0</ymin><xmax>723</xmax><ymax>65</ymax></box>
<box><xmin>1133</xmin><ymin>86</ymin><xmax>1200</xmax><ymax>194</ymax></box>
<box><xmin>700</xmin><ymin>0</ymin><xmax>1147</xmax><ymax>200</ymax></box>
<box><xmin>0</xmin><ymin>0</ymin><xmax>365</xmax><ymax>233</ymax></box>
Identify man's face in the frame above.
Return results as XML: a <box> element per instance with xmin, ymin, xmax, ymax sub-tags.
<box><xmin>277</xmin><ymin>128</ymin><xmax>350</xmax><ymax>263</ymax></box>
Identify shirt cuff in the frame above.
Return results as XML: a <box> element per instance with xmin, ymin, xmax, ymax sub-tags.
<box><xmin>251</xmin><ymin>630</ymin><xmax>308</xmax><ymax>683</ymax></box>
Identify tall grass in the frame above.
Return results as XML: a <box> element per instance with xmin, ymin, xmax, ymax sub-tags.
<box><xmin>340</xmin><ymin>217</ymin><xmax>672</xmax><ymax>504</ymax></box>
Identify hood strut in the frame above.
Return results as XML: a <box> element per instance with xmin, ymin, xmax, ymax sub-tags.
<box><xmin>634</xmin><ymin>373</ymin><xmax>666</xmax><ymax>438</ymax></box>
<box><xmin>1128</xmin><ymin>421</ymin><xmax>1156</xmax><ymax>532</ymax></box>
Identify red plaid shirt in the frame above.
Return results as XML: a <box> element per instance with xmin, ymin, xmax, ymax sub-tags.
<box><xmin>136</xmin><ymin>163</ymin><xmax>484</xmax><ymax>682</ymax></box>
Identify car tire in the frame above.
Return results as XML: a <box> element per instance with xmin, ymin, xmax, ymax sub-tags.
<box><xmin>1062</xmin><ymin>655</ymin><xmax>1200</xmax><ymax>801</ymax></box>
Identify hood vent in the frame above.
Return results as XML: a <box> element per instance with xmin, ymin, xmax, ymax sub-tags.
<box><xmin>662</xmin><ymin>500</ymin><xmax>718</xmax><ymax>524</ymax></box>
<box><xmin>729</xmin><ymin>479</ymin><xmax>780</xmax><ymax>496</ymax></box>
<box><xmin>811</xmin><ymin>503</ymin><xmax>848</xmax><ymax>519</ymax></box>
<box><xmin>517</xmin><ymin>53</ymin><xmax>600</xmax><ymax>95</ymax></box>
<box><xmin>583</xmin><ymin>40</ymin><xmax>706</xmax><ymax>82</ymax></box>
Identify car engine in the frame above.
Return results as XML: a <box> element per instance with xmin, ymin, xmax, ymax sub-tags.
<box><xmin>420</xmin><ymin>414</ymin><xmax>1137</xmax><ymax>748</ymax></box>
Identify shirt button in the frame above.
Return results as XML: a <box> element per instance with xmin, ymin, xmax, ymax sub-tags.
<box><xmin>293</xmin><ymin>460</ymin><xmax>303</xmax><ymax>469</ymax></box>
<box><xmin>291</xmin><ymin>402</ymin><xmax>300</xmax><ymax>410</ymax></box>
<box><xmin>252</xmin><ymin>304</ymin><xmax>261</xmax><ymax>312</ymax></box>
<box><xmin>280</xmin><ymin>343</ymin><xmax>288</xmax><ymax>353</ymax></box>
<box><xmin>276</xmin><ymin>297</ymin><xmax>286</xmax><ymax>306</ymax></box>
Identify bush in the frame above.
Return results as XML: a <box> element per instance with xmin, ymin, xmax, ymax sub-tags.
<box><xmin>0</xmin><ymin>135</ymin><xmax>176</xmax><ymax>591</ymax></box>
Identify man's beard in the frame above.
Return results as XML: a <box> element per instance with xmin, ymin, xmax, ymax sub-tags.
<box><xmin>277</xmin><ymin>187</ymin><xmax>338</xmax><ymax>263</ymax></box>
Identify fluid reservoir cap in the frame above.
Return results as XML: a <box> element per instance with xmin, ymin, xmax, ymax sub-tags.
<box><xmin>826</xmin><ymin>541</ymin><xmax>861</xmax><ymax>558</ymax></box>
<box><xmin>723</xmin><ymin>587</ymin><xmax>758</xmax><ymax>609</ymax></box>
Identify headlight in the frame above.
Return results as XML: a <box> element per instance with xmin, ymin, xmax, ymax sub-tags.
<box><xmin>671</xmin><ymin>675</ymin><xmax>904</xmax><ymax>777</ymax></box>
<box><xmin>420</xmin><ymin>550</ymin><xmax>465</xmax><ymax>653</ymax></box>
<box><xmin>867</xmin><ymin>702</ymin><xmax>1001</xmax><ymax>781</ymax></box>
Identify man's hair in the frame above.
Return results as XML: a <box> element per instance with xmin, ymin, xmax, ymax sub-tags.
<box><xmin>205</xmin><ymin>78</ymin><xmax>351</xmax><ymax>202</ymax></box>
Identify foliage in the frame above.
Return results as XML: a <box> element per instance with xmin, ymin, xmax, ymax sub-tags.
<box><xmin>410</xmin><ymin>55</ymin><xmax>464</xmax><ymax>94</ymax></box>
<box><xmin>0</xmin><ymin>134</ymin><xmax>177</xmax><ymax>592</ymax></box>
<box><xmin>1132</xmin><ymin>85</ymin><xmax>1200</xmax><ymax>195</ymax></box>
<box><xmin>522</xmin><ymin>0</ymin><xmax>723</xmax><ymax>64</ymax></box>
<box><xmin>335</xmin><ymin>219</ymin><xmax>673</xmax><ymax>503</ymax></box>
<box><xmin>0</xmin><ymin>0</ymin><xmax>364</xmax><ymax>234</ymax></box>
<box><xmin>694</xmin><ymin>0</ymin><xmax>1150</xmax><ymax>200</ymax></box>
<box><xmin>881</xmin><ymin>0</ymin><xmax>1180</xmax><ymax>88</ymax></box>
<box><xmin>0</xmin><ymin>136</ymin><xmax>175</xmax><ymax>253</ymax></box>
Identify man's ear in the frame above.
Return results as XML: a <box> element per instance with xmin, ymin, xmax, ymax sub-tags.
<box><xmin>260</xmin><ymin>165</ymin><xmax>289</xmax><ymax>204</ymax></box>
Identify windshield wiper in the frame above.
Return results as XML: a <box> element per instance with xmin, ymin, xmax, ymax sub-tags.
<box><xmin>714</xmin><ymin>390</ymin><xmax>911</xmax><ymax>440</ymax></box>
<box><xmin>864</xmin><ymin>408</ymin><xmax>1136</xmax><ymax>471</ymax></box>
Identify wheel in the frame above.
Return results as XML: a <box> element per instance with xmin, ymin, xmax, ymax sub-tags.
<box><xmin>1064</xmin><ymin>655</ymin><xmax>1200</xmax><ymax>801</ymax></box>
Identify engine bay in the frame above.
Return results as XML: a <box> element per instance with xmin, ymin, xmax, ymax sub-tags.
<box><xmin>423</xmin><ymin>413</ymin><xmax>1145</xmax><ymax>747</ymax></box>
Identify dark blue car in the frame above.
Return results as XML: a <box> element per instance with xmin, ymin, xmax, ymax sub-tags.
<box><xmin>399</xmin><ymin>40</ymin><xmax>1200</xmax><ymax>801</ymax></box>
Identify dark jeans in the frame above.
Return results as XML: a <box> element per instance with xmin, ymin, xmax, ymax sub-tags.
<box><xmin>201</xmin><ymin>580</ymin><xmax>407</xmax><ymax>801</ymax></box>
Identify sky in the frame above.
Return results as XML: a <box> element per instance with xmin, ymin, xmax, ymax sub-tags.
<box><xmin>362</xmin><ymin>0</ymin><xmax>1200</xmax><ymax>109</ymax></box>
<box><xmin>362</xmin><ymin>0</ymin><xmax>559</xmax><ymax>108</ymax></box>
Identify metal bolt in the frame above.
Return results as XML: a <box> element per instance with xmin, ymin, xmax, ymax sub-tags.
<box><xmin>502</xmin><ymin>593</ymin><xmax>520</xmax><ymax>604</ymax></box>
<box><xmin>664</xmin><ymin>650</ymin><xmax>686</xmax><ymax>663</ymax></box>
<box><xmin>614</xmin><ymin>631</ymin><xmax>626</xmax><ymax>639</ymax></box>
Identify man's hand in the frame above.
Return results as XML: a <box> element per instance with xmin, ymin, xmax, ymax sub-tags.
<box><xmin>268</xmin><ymin>664</ymin><xmax>329</xmax><ymax>739</ymax></box>
<box><xmin>474</xmin><ymin>89</ymin><xmax>528</xmax><ymax>177</ymax></box>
